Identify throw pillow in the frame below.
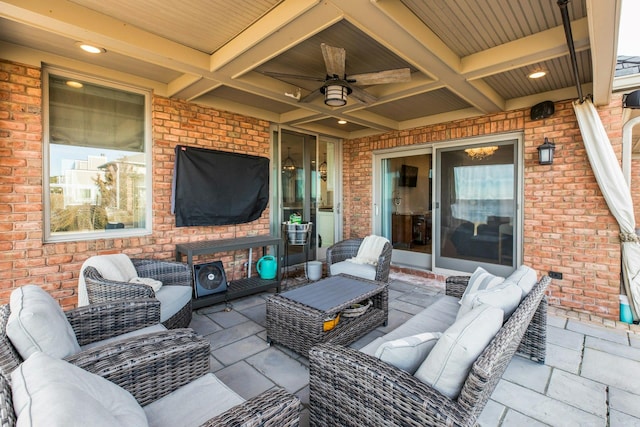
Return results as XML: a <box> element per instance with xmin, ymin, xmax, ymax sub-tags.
<box><xmin>502</xmin><ymin>265</ymin><xmax>538</xmax><ymax>299</ymax></box>
<box><xmin>460</xmin><ymin>267</ymin><xmax>505</xmax><ymax>301</ymax></box>
<box><xmin>374</xmin><ymin>332</ymin><xmax>442</xmax><ymax>374</ymax></box>
<box><xmin>11</xmin><ymin>351</ymin><xmax>147</xmax><ymax>427</ymax></box>
<box><xmin>6</xmin><ymin>285</ymin><xmax>81</xmax><ymax>360</ymax></box>
<box><xmin>414</xmin><ymin>304</ymin><xmax>503</xmax><ymax>399</ymax></box>
<box><xmin>457</xmin><ymin>283</ymin><xmax>522</xmax><ymax>322</ymax></box>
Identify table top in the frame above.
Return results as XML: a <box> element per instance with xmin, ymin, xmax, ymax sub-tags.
<box><xmin>280</xmin><ymin>275</ymin><xmax>384</xmax><ymax>312</ymax></box>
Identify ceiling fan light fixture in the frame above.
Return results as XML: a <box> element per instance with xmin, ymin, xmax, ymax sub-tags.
<box><xmin>321</xmin><ymin>80</ymin><xmax>352</xmax><ymax>107</ymax></box>
<box><xmin>338</xmin><ymin>119</ymin><xmax>347</xmax><ymax>124</ymax></box>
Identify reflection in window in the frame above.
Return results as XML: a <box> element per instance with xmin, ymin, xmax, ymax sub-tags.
<box><xmin>440</xmin><ymin>145</ymin><xmax>515</xmax><ymax>266</ymax></box>
<box><xmin>45</xmin><ymin>69</ymin><xmax>150</xmax><ymax>241</ymax></box>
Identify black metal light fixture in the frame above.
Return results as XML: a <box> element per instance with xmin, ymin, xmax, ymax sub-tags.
<box><xmin>282</xmin><ymin>147</ymin><xmax>296</xmax><ymax>173</ymax></box>
<box><xmin>320</xmin><ymin>78</ymin><xmax>352</xmax><ymax>107</ymax></box>
<box><xmin>537</xmin><ymin>137</ymin><xmax>555</xmax><ymax>165</ymax></box>
<box><xmin>622</xmin><ymin>90</ymin><xmax>640</xmax><ymax>109</ymax></box>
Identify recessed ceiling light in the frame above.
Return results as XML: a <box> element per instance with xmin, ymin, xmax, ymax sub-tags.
<box><xmin>528</xmin><ymin>70</ymin><xmax>546</xmax><ymax>79</ymax></box>
<box><xmin>75</xmin><ymin>42</ymin><xmax>106</xmax><ymax>54</ymax></box>
<box><xmin>65</xmin><ymin>81</ymin><xmax>83</xmax><ymax>88</ymax></box>
<box><xmin>338</xmin><ymin>119</ymin><xmax>347</xmax><ymax>124</ymax></box>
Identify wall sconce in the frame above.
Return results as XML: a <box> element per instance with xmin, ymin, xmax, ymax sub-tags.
<box><xmin>537</xmin><ymin>137</ymin><xmax>555</xmax><ymax>165</ymax></box>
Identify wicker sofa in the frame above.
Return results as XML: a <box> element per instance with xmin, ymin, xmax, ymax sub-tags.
<box><xmin>308</xmin><ymin>273</ymin><xmax>550</xmax><ymax>427</ymax></box>
<box><xmin>83</xmin><ymin>257</ymin><xmax>193</xmax><ymax>329</ymax></box>
<box><xmin>326</xmin><ymin>237</ymin><xmax>393</xmax><ymax>282</ymax></box>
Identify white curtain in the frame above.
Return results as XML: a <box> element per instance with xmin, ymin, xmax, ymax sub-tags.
<box><xmin>573</xmin><ymin>99</ymin><xmax>640</xmax><ymax>321</ymax></box>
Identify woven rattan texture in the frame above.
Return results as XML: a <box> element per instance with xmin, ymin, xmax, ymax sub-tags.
<box><xmin>267</xmin><ymin>276</ymin><xmax>388</xmax><ymax>356</ymax></box>
<box><xmin>308</xmin><ymin>275</ymin><xmax>551</xmax><ymax>427</ymax></box>
<box><xmin>84</xmin><ymin>258</ymin><xmax>193</xmax><ymax>328</ymax></box>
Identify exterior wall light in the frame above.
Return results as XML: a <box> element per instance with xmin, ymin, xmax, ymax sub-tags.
<box><xmin>537</xmin><ymin>137</ymin><xmax>555</xmax><ymax>165</ymax></box>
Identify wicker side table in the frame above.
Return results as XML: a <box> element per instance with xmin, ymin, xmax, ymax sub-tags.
<box><xmin>266</xmin><ymin>274</ymin><xmax>388</xmax><ymax>356</ymax></box>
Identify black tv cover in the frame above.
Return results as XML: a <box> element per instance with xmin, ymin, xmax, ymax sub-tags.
<box><xmin>172</xmin><ymin>145</ymin><xmax>269</xmax><ymax>227</ymax></box>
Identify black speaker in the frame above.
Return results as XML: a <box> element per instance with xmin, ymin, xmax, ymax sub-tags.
<box><xmin>530</xmin><ymin>100</ymin><xmax>555</xmax><ymax>120</ymax></box>
<box><xmin>193</xmin><ymin>261</ymin><xmax>227</xmax><ymax>298</ymax></box>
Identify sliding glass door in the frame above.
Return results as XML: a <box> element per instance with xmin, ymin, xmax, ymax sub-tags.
<box><xmin>435</xmin><ymin>138</ymin><xmax>520</xmax><ymax>276</ymax></box>
<box><xmin>374</xmin><ymin>134</ymin><xmax>521</xmax><ymax>276</ymax></box>
<box><xmin>375</xmin><ymin>149</ymin><xmax>433</xmax><ymax>269</ymax></box>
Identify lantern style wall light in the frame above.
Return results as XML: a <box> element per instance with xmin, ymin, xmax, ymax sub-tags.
<box><xmin>537</xmin><ymin>137</ymin><xmax>555</xmax><ymax>165</ymax></box>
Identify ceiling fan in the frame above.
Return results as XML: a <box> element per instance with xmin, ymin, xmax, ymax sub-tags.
<box><xmin>263</xmin><ymin>43</ymin><xmax>411</xmax><ymax>107</ymax></box>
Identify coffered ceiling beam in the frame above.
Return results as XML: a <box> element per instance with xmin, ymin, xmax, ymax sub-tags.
<box><xmin>586</xmin><ymin>0</ymin><xmax>621</xmax><ymax>106</ymax></box>
<box><xmin>345</xmin><ymin>0</ymin><xmax>504</xmax><ymax>115</ymax></box>
<box><xmin>461</xmin><ymin>18</ymin><xmax>590</xmax><ymax>80</ymax></box>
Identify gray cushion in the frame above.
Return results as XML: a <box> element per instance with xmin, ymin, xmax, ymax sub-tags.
<box><xmin>81</xmin><ymin>324</ymin><xmax>167</xmax><ymax>351</ymax></box>
<box><xmin>502</xmin><ymin>265</ymin><xmax>537</xmax><ymax>299</ymax></box>
<box><xmin>329</xmin><ymin>261</ymin><xmax>376</xmax><ymax>280</ymax></box>
<box><xmin>6</xmin><ymin>285</ymin><xmax>81</xmax><ymax>360</ymax></box>
<box><xmin>457</xmin><ymin>283</ymin><xmax>522</xmax><ymax>322</ymax></box>
<box><xmin>414</xmin><ymin>304</ymin><xmax>503</xmax><ymax>399</ymax></box>
<box><xmin>155</xmin><ymin>285</ymin><xmax>192</xmax><ymax>323</ymax></box>
<box><xmin>360</xmin><ymin>295</ymin><xmax>459</xmax><ymax>355</ymax></box>
<box><xmin>374</xmin><ymin>332</ymin><xmax>441</xmax><ymax>374</ymax></box>
<box><xmin>11</xmin><ymin>351</ymin><xmax>146</xmax><ymax>427</ymax></box>
<box><xmin>143</xmin><ymin>373</ymin><xmax>244</xmax><ymax>427</ymax></box>
<box><xmin>460</xmin><ymin>267</ymin><xmax>504</xmax><ymax>301</ymax></box>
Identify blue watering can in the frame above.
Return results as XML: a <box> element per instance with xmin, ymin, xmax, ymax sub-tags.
<box><xmin>256</xmin><ymin>255</ymin><xmax>277</xmax><ymax>280</ymax></box>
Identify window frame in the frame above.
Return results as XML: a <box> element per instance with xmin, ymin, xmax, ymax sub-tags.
<box><xmin>43</xmin><ymin>67</ymin><xmax>153</xmax><ymax>242</ymax></box>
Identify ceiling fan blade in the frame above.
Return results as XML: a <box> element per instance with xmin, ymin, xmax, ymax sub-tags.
<box><xmin>349</xmin><ymin>86</ymin><xmax>378</xmax><ymax>105</ymax></box>
<box><xmin>261</xmin><ymin>71</ymin><xmax>325</xmax><ymax>82</ymax></box>
<box><xmin>299</xmin><ymin>88</ymin><xmax>323</xmax><ymax>103</ymax></box>
<box><xmin>321</xmin><ymin>43</ymin><xmax>346</xmax><ymax>77</ymax></box>
<box><xmin>348</xmin><ymin>68</ymin><xmax>411</xmax><ymax>85</ymax></box>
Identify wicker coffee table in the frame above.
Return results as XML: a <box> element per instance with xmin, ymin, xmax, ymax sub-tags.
<box><xmin>266</xmin><ymin>274</ymin><xmax>388</xmax><ymax>356</ymax></box>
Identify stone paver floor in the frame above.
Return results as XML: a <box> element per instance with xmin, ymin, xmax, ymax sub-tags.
<box><xmin>188</xmin><ymin>274</ymin><xmax>640</xmax><ymax>426</ymax></box>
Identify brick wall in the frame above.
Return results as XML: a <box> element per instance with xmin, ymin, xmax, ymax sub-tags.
<box><xmin>343</xmin><ymin>99</ymin><xmax>625</xmax><ymax>320</ymax></box>
<box><xmin>0</xmin><ymin>59</ymin><xmax>271</xmax><ymax>310</ymax></box>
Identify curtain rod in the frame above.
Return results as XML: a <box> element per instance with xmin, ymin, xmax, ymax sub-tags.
<box><xmin>557</xmin><ymin>0</ymin><xmax>584</xmax><ymax>103</ymax></box>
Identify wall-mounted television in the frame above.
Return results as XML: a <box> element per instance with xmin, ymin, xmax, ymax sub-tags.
<box><xmin>399</xmin><ymin>165</ymin><xmax>418</xmax><ymax>187</ymax></box>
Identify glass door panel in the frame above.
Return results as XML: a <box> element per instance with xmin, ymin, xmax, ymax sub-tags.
<box><xmin>281</xmin><ymin>129</ymin><xmax>317</xmax><ymax>266</ymax></box>
<box><xmin>316</xmin><ymin>139</ymin><xmax>336</xmax><ymax>260</ymax></box>
<box><xmin>436</xmin><ymin>141</ymin><xmax>516</xmax><ymax>276</ymax></box>
<box><xmin>379</xmin><ymin>152</ymin><xmax>432</xmax><ymax>269</ymax></box>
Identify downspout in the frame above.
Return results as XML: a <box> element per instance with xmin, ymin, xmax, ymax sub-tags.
<box><xmin>557</xmin><ymin>0</ymin><xmax>585</xmax><ymax>103</ymax></box>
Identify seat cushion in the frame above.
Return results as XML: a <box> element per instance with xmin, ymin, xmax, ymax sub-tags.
<box><xmin>11</xmin><ymin>351</ymin><xmax>146</xmax><ymax>427</ymax></box>
<box><xmin>502</xmin><ymin>265</ymin><xmax>537</xmax><ymax>298</ymax></box>
<box><xmin>143</xmin><ymin>373</ymin><xmax>244</xmax><ymax>427</ymax></box>
<box><xmin>374</xmin><ymin>332</ymin><xmax>441</xmax><ymax>374</ymax></box>
<box><xmin>155</xmin><ymin>286</ymin><xmax>192</xmax><ymax>323</ymax></box>
<box><xmin>80</xmin><ymin>324</ymin><xmax>167</xmax><ymax>351</ymax></box>
<box><xmin>329</xmin><ymin>261</ymin><xmax>376</xmax><ymax>281</ymax></box>
<box><xmin>414</xmin><ymin>304</ymin><xmax>503</xmax><ymax>399</ymax></box>
<box><xmin>6</xmin><ymin>285</ymin><xmax>81</xmax><ymax>360</ymax></box>
<box><xmin>360</xmin><ymin>295</ymin><xmax>459</xmax><ymax>355</ymax></box>
<box><xmin>457</xmin><ymin>283</ymin><xmax>522</xmax><ymax>322</ymax></box>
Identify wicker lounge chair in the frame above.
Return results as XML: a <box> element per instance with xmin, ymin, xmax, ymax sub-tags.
<box><xmin>83</xmin><ymin>257</ymin><xmax>193</xmax><ymax>329</ymax></box>
<box><xmin>308</xmin><ymin>275</ymin><xmax>550</xmax><ymax>427</ymax></box>
<box><xmin>0</xmin><ymin>350</ymin><xmax>301</xmax><ymax>427</ymax></box>
<box><xmin>326</xmin><ymin>237</ymin><xmax>393</xmax><ymax>282</ymax></box>
<box><xmin>0</xmin><ymin>296</ymin><xmax>210</xmax><ymax>405</ymax></box>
